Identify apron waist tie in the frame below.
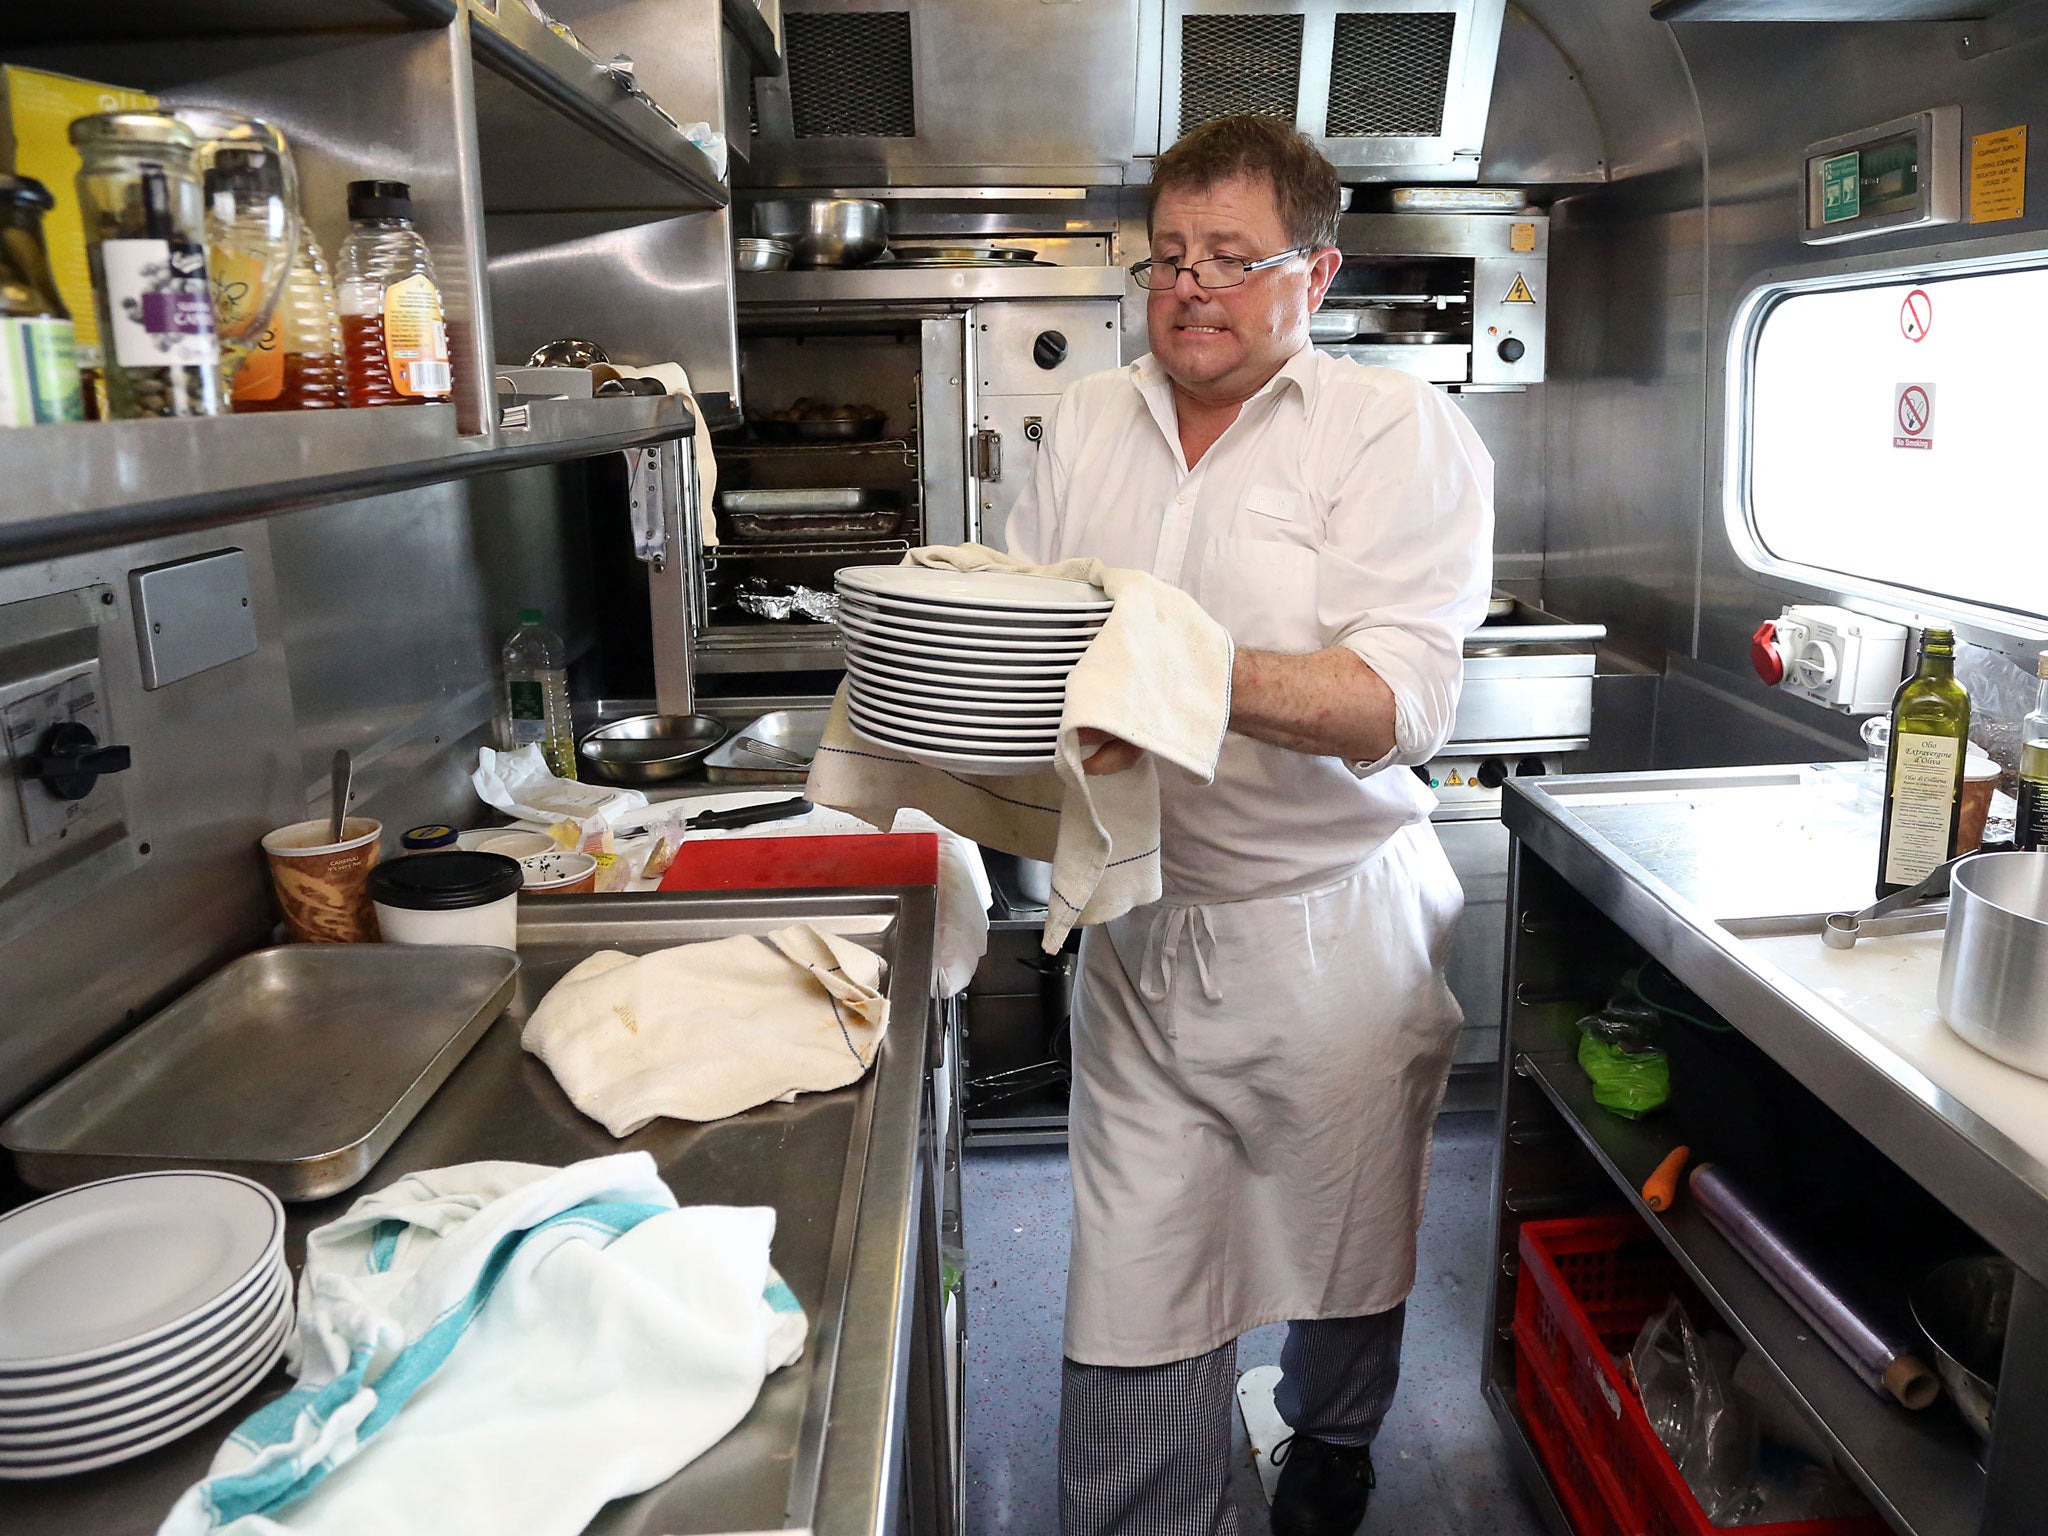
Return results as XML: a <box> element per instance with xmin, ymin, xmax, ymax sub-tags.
<box><xmin>1138</xmin><ymin>903</ymin><xmax>1223</xmax><ymax>1005</ymax></box>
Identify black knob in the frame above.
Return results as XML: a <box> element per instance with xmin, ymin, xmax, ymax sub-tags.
<box><xmin>1410</xmin><ymin>764</ymin><xmax>1433</xmax><ymax>783</ymax></box>
<box><xmin>1475</xmin><ymin>757</ymin><xmax>1509</xmax><ymax>790</ymax></box>
<box><xmin>1516</xmin><ymin>757</ymin><xmax>1549</xmax><ymax>778</ymax></box>
<box><xmin>1033</xmin><ymin>330</ymin><xmax>1069</xmax><ymax>370</ymax></box>
<box><xmin>1497</xmin><ymin>337</ymin><xmax>1526</xmax><ymax>363</ymax></box>
<box><xmin>20</xmin><ymin>721</ymin><xmax>133</xmax><ymax>801</ymax></box>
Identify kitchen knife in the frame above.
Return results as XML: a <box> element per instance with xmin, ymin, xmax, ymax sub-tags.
<box><xmin>685</xmin><ymin>796</ymin><xmax>812</xmax><ymax>833</ymax></box>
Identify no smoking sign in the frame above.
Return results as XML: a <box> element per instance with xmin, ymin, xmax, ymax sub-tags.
<box><xmin>1894</xmin><ymin>382</ymin><xmax>1934</xmax><ymax>449</ymax></box>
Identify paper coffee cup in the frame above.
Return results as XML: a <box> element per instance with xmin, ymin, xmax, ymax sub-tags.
<box><xmin>261</xmin><ymin>818</ymin><xmax>383</xmax><ymax>943</ymax></box>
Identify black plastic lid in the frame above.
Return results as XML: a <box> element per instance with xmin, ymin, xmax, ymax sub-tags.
<box><xmin>0</xmin><ymin>175</ymin><xmax>53</xmax><ymax>212</ymax></box>
<box><xmin>368</xmin><ymin>850</ymin><xmax>522</xmax><ymax>911</ymax></box>
<box><xmin>347</xmin><ymin>179</ymin><xmax>414</xmax><ymax>221</ymax></box>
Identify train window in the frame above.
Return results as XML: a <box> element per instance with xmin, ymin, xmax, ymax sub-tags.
<box><xmin>1732</xmin><ymin>258</ymin><xmax>2048</xmax><ymax>627</ymax></box>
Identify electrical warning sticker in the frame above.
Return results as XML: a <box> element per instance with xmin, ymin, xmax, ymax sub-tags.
<box><xmin>1893</xmin><ymin>382</ymin><xmax>1934</xmax><ymax>449</ymax></box>
<box><xmin>1503</xmin><ymin>273</ymin><xmax>1536</xmax><ymax>304</ymax></box>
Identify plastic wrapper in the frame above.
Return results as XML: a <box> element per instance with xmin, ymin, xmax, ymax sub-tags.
<box><xmin>1632</xmin><ymin>1298</ymin><xmax>1874</xmax><ymax>1526</ymax></box>
<box><xmin>1956</xmin><ymin>640</ymin><xmax>2034</xmax><ymax>791</ymax></box>
<box><xmin>472</xmin><ymin>746</ymin><xmax>646</xmax><ymax>851</ymax></box>
<box><xmin>1577</xmin><ymin>1004</ymin><xmax>1669</xmax><ymax>1118</ymax></box>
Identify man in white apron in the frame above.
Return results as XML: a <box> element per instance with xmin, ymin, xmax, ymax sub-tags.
<box><xmin>1004</xmin><ymin>115</ymin><xmax>1494</xmax><ymax>1536</ymax></box>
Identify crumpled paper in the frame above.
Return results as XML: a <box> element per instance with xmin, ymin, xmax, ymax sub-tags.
<box><xmin>474</xmin><ymin>745</ymin><xmax>646</xmax><ymax>827</ymax></box>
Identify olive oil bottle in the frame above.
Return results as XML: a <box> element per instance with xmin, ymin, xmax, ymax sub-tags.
<box><xmin>2016</xmin><ymin>652</ymin><xmax>2048</xmax><ymax>852</ymax></box>
<box><xmin>1876</xmin><ymin>627</ymin><xmax>1970</xmax><ymax>897</ymax></box>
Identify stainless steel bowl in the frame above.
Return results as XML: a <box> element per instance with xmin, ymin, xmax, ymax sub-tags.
<box><xmin>577</xmin><ymin>714</ymin><xmax>726</xmax><ymax>785</ymax></box>
<box><xmin>1911</xmin><ymin>1255</ymin><xmax>2013</xmax><ymax>1441</ymax></box>
<box><xmin>735</xmin><ymin>237</ymin><xmax>792</xmax><ymax>273</ymax></box>
<box><xmin>750</xmin><ymin>198</ymin><xmax>888</xmax><ymax>268</ymax></box>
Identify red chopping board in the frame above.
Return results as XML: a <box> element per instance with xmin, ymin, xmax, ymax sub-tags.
<box><xmin>657</xmin><ymin>832</ymin><xmax>940</xmax><ymax>892</ymax></box>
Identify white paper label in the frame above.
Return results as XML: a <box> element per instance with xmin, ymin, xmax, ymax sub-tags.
<box><xmin>102</xmin><ymin>238</ymin><xmax>217</xmax><ymax>369</ymax></box>
<box><xmin>1884</xmin><ymin>731</ymin><xmax>1962</xmax><ymax>886</ymax></box>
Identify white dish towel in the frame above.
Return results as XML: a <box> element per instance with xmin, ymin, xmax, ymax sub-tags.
<box><xmin>160</xmin><ymin>1153</ymin><xmax>804</xmax><ymax>1536</ymax></box>
<box><xmin>522</xmin><ymin>924</ymin><xmax>889</xmax><ymax>1136</ymax></box>
<box><xmin>806</xmin><ymin>544</ymin><xmax>1234</xmax><ymax>949</ymax></box>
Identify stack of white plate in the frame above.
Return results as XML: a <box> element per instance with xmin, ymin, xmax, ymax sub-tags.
<box><xmin>836</xmin><ymin>566</ymin><xmax>1111</xmax><ymax>775</ymax></box>
<box><xmin>0</xmin><ymin>1171</ymin><xmax>292</xmax><ymax>1480</ymax></box>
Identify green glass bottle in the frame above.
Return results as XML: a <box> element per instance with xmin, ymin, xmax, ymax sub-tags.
<box><xmin>2015</xmin><ymin>651</ymin><xmax>2048</xmax><ymax>853</ymax></box>
<box><xmin>1876</xmin><ymin>627</ymin><xmax>1971</xmax><ymax>897</ymax></box>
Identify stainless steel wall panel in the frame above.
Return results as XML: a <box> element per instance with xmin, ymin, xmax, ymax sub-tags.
<box><xmin>1476</xmin><ymin>4</ymin><xmax>1605</xmax><ymax>186</ymax></box>
<box><xmin>1450</xmin><ymin>389</ymin><xmax>1546</xmax><ymax>593</ymax></box>
<box><xmin>488</xmin><ymin>211</ymin><xmax>742</xmax><ymax>405</ymax></box>
<box><xmin>0</xmin><ymin>524</ymin><xmax>299</xmax><ymax>1118</ymax></box>
<box><xmin>749</xmin><ymin>0</ymin><xmax>1144</xmax><ymax>186</ymax></box>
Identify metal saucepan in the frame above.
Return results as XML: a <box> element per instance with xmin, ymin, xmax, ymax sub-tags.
<box><xmin>1910</xmin><ymin>1254</ymin><xmax>2013</xmax><ymax>1441</ymax></box>
<box><xmin>578</xmin><ymin>714</ymin><xmax>726</xmax><ymax>785</ymax></box>
<box><xmin>734</xmin><ymin>237</ymin><xmax>792</xmax><ymax>272</ymax></box>
<box><xmin>750</xmin><ymin>198</ymin><xmax>888</xmax><ymax>268</ymax></box>
<box><xmin>1936</xmin><ymin>850</ymin><xmax>2048</xmax><ymax>1076</ymax></box>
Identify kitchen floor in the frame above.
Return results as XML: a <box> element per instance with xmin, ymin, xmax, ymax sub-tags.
<box><xmin>961</xmin><ymin>1110</ymin><xmax>1546</xmax><ymax>1535</ymax></box>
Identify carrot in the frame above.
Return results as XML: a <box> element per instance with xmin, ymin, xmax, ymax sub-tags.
<box><xmin>1642</xmin><ymin>1146</ymin><xmax>1691</xmax><ymax>1213</ymax></box>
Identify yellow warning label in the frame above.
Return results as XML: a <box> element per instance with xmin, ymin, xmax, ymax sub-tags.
<box><xmin>1970</xmin><ymin>125</ymin><xmax>2026</xmax><ymax>224</ymax></box>
<box><xmin>1503</xmin><ymin>273</ymin><xmax>1536</xmax><ymax>304</ymax></box>
<box><xmin>1510</xmin><ymin>222</ymin><xmax>1536</xmax><ymax>253</ymax></box>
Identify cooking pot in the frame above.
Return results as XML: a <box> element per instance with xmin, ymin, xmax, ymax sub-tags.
<box><xmin>1936</xmin><ymin>850</ymin><xmax>2048</xmax><ymax>1077</ymax></box>
<box><xmin>750</xmin><ymin>198</ymin><xmax>887</xmax><ymax>268</ymax></box>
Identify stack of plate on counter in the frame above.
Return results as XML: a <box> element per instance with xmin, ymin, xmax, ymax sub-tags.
<box><xmin>0</xmin><ymin>1171</ymin><xmax>292</xmax><ymax>1479</ymax></box>
<box><xmin>835</xmin><ymin>566</ymin><xmax>1112</xmax><ymax>775</ymax></box>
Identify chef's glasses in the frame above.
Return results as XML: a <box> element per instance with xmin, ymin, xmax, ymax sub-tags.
<box><xmin>1128</xmin><ymin>247</ymin><xmax>1309</xmax><ymax>290</ymax></box>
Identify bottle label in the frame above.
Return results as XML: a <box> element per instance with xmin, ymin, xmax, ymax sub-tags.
<box><xmin>0</xmin><ymin>317</ymin><xmax>83</xmax><ymax>426</ymax></box>
<box><xmin>2019</xmin><ymin>781</ymin><xmax>2048</xmax><ymax>852</ymax></box>
<box><xmin>508</xmin><ymin>679</ymin><xmax>546</xmax><ymax>746</ymax></box>
<box><xmin>233</xmin><ymin>324</ymin><xmax>285</xmax><ymax>402</ymax></box>
<box><xmin>382</xmin><ymin>274</ymin><xmax>451</xmax><ymax>398</ymax></box>
<box><xmin>1884</xmin><ymin>732</ymin><xmax>1963</xmax><ymax>886</ymax></box>
<box><xmin>102</xmin><ymin>239</ymin><xmax>217</xmax><ymax>368</ymax></box>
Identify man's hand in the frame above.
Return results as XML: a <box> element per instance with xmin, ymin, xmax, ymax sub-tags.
<box><xmin>1077</xmin><ymin>727</ymin><xmax>1144</xmax><ymax>775</ymax></box>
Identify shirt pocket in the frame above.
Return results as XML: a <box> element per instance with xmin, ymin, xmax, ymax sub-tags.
<box><xmin>1233</xmin><ymin>484</ymin><xmax>1317</xmax><ymax>549</ymax></box>
<box><xmin>1198</xmin><ymin>537</ymin><xmax>1323</xmax><ymax>652</ymax></box>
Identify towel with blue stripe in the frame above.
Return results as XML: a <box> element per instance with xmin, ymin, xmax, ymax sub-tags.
<box><xmin>159</xmin><ymin>1152</ymin><xmax>806</xmax><ymax>1536</ymax></box>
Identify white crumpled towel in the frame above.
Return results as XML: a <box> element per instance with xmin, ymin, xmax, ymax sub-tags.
<box><xmin>523</xmin><ymin>924</ymin><xmax>889</xmax><ymax>1136</ymax></box>
<box><xmin>159</xmin><ymin>1153</ymin><xmax>804</xmax><ymax>1536</ymax></box>
<box><xmin>805</xmin><ymin>544</ymin><xmax>1234</xmax><ymax>950</ymax></box>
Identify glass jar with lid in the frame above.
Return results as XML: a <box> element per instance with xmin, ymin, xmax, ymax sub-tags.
<box><xmin>0</xmin><ymin>174</ymin><xmax>83</xmax><ymax>426</ymax></box>
<box><xmin>68</xmin><ymin>111</ymin><xmax>223</xmax><ymax>419</ymax></box>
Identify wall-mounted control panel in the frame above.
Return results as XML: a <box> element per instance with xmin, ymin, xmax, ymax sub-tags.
<box><xmin>0</xmin><ymin>586</ymin><xmax>143</xmax><ymax>944</ymax></box>
<box><xmin>1751</xmin><ymin>604</ymin><xmax>1909</xmax><ymax>714</ymax></box>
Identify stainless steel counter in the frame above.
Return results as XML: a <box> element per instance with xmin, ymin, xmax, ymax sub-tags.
<box><xmin>8</xmin><ymin>887</ymin><xmax>943</xmax><ymax>1536</ymax></box>
<box><xmin>1490</xmin><ymin>763</ymin><xmax>2048</xmax><ymax>1536</ymax></box>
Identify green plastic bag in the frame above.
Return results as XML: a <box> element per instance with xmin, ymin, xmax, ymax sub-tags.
<box><xmin>1578</xmin><ymin>1030</ymin><xmax>1670</xmax><ymax>1119</ymax></box>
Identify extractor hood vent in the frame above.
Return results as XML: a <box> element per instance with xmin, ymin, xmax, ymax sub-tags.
<box><xmin>784</xmin><ymin>10</ymin><xmax>916</xmax><ymax>138</ymax></box>
<box><xmin>1179</xmin><ymin>13</ymin><xmax>1305</xmax><ymax>135</ymax></box>
<box><xmin>1150</xmin><ymin>1</ymin><xmax>1506</xmax><ymax>181</ymax></box>
<box><xmin>1325</xmin><ymin>12</ymin><xmax>1456</xmax><ymax>136</ymax></box>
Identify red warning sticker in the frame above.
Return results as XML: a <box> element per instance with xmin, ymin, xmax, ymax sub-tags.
<box><xmin>1900</xmin><ymin>288</ymin><xmax>1933</xmax><ymax>342</ymax></box>
<box><xmin>1894</xmin><ymin>382</ymin><xmax>1934</xmax><ymax>449</ymax></box>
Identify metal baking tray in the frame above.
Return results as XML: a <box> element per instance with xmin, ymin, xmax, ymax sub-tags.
<box><xmin>719</xmin><ymin>487</ymin><xmax>871</xmax><ymax>514</ymax></box>
<box><xmin>0</xmin><ymin>945</ymin><xmax>519</xmax><ymax>1202</ymax></box>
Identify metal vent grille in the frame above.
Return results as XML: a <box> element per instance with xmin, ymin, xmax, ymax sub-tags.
<box><xmin>1178</xmin><ymin>13</ymin><xmax>1304</xmax><ymax>136</ymax></box>
<box><xmin>784</xmin><ymin>11</ymin><xmax>916</xmax><ymax>138</ymax></box>
<box><xmin>1325</xmin><ymin>11</ymin><xmax>1456</xmax><ymax>137</ymax></box>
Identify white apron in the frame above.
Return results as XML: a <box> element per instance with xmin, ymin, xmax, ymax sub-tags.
<box><xmin>1062</xmin><ymin>821</ymin><xmax>1465</xmax><ymax>1367</ymax></box>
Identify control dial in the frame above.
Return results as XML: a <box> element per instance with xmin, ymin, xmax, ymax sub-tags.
<box><xmin>1033</xmin><ymin>330</ymin><xmax>1069</xmax><ymax>370</ymax></box>
<box><xmin>1475</xmin><ymin>758</ymin><xmax>1509</xmax><ymax>790</ymax></box>
<box><xmin>1496</xmin><ymin>337</ymin><xmax>1526</xmax><ymax>363</ymax></box>
<box><xmin>20</xmin><ymin>721</ymin><xmax>132</xmax><ymax>802</ymax></box>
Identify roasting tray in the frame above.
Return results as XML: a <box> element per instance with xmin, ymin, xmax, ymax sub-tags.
<box><xmin>0</xmin><ymin>945</ymin><xmax>520</xmax><ymax>1202</ymax></box>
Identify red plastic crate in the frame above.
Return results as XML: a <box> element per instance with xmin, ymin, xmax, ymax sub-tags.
<box><xmin>1513</xmin><ymin>1214</ymin><xmax>1886</xmax><ymax>1536</ymax></box>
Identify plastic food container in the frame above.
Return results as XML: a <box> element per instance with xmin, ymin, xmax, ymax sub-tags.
<box><xmin>400</xmin><ymin>823</ymin><xmax>459</xmax><ymax>853</ymax></box>
<box><xmin>520</xmin><ymin>849</ymin><xmax>598</xmax><ymax>895</ymax></box>
<box><xmin>368</xmin><ymin>851</ymin><xmax>523</xmax><ymax>950</ymax></box>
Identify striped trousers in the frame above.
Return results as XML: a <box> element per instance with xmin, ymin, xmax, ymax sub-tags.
<box><xmin>1058</xmin><ymin>1303</ymin><xmax>1406</xmax><ymax>1536</ymax></box>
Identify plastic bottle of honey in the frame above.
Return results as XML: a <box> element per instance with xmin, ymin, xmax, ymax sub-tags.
<box><xmin>232</xmin><ymin>223</ymin><xmax>347</xmax><ymax>412</ymax></box>
<box><xmin>335</xmin><ymin>180</ymin><xmax>451</xmax><ymax>408</ymax></box>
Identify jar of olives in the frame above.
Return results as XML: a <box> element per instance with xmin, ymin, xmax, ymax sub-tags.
<box><xmin>69</xmin><ymin>111</ymin><xmax>223</xmax><ymax>420</ymax></box>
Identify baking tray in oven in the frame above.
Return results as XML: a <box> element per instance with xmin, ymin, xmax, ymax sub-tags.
<box><xmin>718</xmin><ymin>488</ymin><xmax>904</xmax><ymax>543</ymax></box>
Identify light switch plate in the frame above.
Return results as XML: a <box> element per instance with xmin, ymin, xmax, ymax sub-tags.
<box><xmin>131</xmin><ymin>549</ymin><xmax>259</xmax><ymax>690</ymax></box>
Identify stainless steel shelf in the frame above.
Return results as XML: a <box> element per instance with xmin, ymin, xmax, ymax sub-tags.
<box><xmin>1520</xmin><ymin>1048</ymin><xmax>1986</xmax><ymax>1536</ymax></box>
<box><xmin>468</xmin><ymin>0</ymin><xmax>728</xmax><ymax>217</ymax></box>
<box><xmin>0</xmin><ymin>395</ymin><xmax>692</xmax><ymax>561</ymax></box>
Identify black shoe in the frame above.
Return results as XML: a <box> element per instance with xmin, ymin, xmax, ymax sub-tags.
<box><xmin>1268</xmin><ymin>1433</ymin><xmax>1376</xmax><ymax>1536</ymax></box>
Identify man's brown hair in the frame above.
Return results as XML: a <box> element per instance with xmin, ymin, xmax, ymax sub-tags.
<box><xmin>1148</xmin><ymin>114</ymin><xmax>1343</xmax><ymax>252</ymax></box>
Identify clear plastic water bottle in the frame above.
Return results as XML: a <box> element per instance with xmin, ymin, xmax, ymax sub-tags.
<box><xmin>501</xmin><ymin>609</ymin><xmax>575</xmax><ymax>778</ymax></box>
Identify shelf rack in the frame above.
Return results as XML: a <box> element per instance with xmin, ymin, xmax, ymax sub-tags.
<box><xmin>1518</xmin><ymin>1048</ymin><xmax>1986</xmax><ymax>1536</ymax></box>
<box><xmin>0</xmin><ymin>0</ymin><xmax>727</xmax><ymax>555</ymax></box>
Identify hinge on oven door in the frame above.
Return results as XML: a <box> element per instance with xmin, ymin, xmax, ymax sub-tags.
<box><xmin>624</xmin><ymin>446</ymin><xmax>667</xmax><ymax>572</ymax></box>
<box><xmin>972</xmin><ymin>428</ymin><xmax>1002</xmax><ymax>481</ymax></box>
